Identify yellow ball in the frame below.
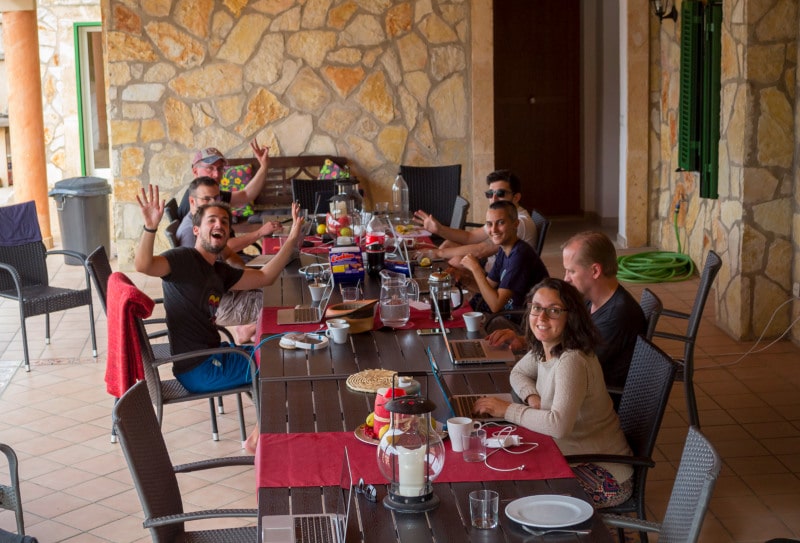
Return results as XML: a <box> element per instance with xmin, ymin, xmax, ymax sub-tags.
<box><xmin>339</xmin><ymin>227</ymin><xmax>353</xmax><ymax>237</ymax></box>
<box><xmin>316</xmin><ymin>224</ymin><xmax>327</xmax><ymax>235</ymax></box>
<box><xmin>378</xmin><ymin>425</ymin><xmax>389</xmax><ymax>440</ymax></box>
<box><xmin>366</xmin><ymin>412</ymin><xmax>374</xmax><ymax>427</ymax></box>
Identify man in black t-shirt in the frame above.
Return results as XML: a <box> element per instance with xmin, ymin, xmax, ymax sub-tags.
<box><xmin>135</xmin><ymin>184</ymin><xmax>304</xmax><ymax>452</ymax></box>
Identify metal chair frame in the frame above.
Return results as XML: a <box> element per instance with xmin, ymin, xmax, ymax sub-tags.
<box><xmin>529</xmin><ymin>209</ymin><xmax>551</xmax><ymax>256</ymax></box>
<box><xmin>0</xmin><ymin>443</ymin><xmax>25</xmax><ymax>535</ymax></box>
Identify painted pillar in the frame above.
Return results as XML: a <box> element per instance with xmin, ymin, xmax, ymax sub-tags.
<box><xmin>1</xmin><ymin>4</ymin><xmax>51</xmax><ymax>245</ymax></box>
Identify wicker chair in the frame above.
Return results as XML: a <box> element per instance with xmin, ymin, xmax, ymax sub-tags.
<box><xmin>652</xmin><ymin>250</ymin><xmax>722</xmax><ymax>428</ymax></box>
<box><xmin>400</xmin><ymin>164</ymin><xmax>461</xmax><ymax>227</ymax></box>
<box><xmin>164</xmin><ymin>220</ymin><xmax>180</xmax><ymax>249</ymax></box>
<box><xmin>0</xmin><ymin>201</ymin><xmax>97</xmax><ymax>372</ymax></box>
<box><xmin>566</xmin><ymin>336</ymin><xmax>678</xmax><ymax>543</ymax></box>
<box><xmin>164</xmin><ymin>198</ymin><xmax>180</xmax><ymax>224</ymax></box>
<box><xmin>529</xmin><ymin>209</ymin><xmax>551</xmax><ymax>256</ymax></box>
<box><xmin>113</xmin><ymin>381</ymin><xmax>257</xmax><ymax>543</ymax></box>
<box><xmin>603</xmin><ymin>426</ymin><xmax>721</xmax><ymax>543</ymax></box>
<box><xmin>0</xmin><ymin>443</ymin><xmax>25</xmax><ymax>536</ymax></box>
<box><xmin>291</xmin><ymin>178</ymin><xmax>336</xmax><ymax>214</ymax></box>
<box><xmin>640</xmin><ymin>288</ymin><xmax>663</xmax><ymax>340</ymax></box>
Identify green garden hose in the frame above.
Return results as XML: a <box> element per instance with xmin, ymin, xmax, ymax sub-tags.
<box><xmin>616</xmin><ymin>202</ymin><xmax>695</xmax><ymax>283</ymax></box>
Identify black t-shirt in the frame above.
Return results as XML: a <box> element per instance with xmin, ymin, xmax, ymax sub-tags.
<box><xmin>162</xmin><ymin>246</ymin><xmax>244</xmax><ymax>373</ymax></box>
<box><xmin>590</xmin><ymin>285</ymin><xmax>647</xmax><ymax>389</ymax></box>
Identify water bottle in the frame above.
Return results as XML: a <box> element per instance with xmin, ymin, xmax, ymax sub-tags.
<box><xmin>392</xmin><ymin>172</ymin><xmax>409</xmax><ymax>216</ymax></box>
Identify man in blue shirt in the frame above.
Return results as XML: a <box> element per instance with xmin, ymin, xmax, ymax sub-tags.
<box><xmin>461</xmin><ymin>200</ymin><xmax>549</xmax><ymax>313</ymax></box>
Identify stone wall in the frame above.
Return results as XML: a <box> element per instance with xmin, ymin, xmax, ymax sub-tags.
<box><xmin>104</xmin><ymin>0</ymin><xmax>471</xmax><ymax>268</ymax></box>
<box><xmin>650</xmin><ymin>0</ymin><xmax>799</xmax><ymax>341</ymax></box>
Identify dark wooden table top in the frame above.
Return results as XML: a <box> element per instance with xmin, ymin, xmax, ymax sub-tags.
<box><xmin>256</xmin><ymin>264</ymin><xmax>613</xmax><ymax>542</ymax></box>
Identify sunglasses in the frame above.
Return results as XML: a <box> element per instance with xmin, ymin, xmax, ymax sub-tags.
<box><xmin>356</xmin><ymin>478</ymin><xmax>377</xmax><ymax>502</ymax></box>
<box><xmin>484</xmin><ymin>189</ymin><xmax>513</xmax><ymax>199</ymax></box>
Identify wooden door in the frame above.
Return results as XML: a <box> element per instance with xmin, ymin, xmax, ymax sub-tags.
<box><xmin>493</xmin><ymin>0</ymin><xmax>581</xmax><ymax>216</ymax></box>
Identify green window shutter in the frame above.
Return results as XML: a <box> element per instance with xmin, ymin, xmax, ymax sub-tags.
<box><xmin>700</xmin><ymin>2</ymin><xmax>722</xmax><ymax>198</ymax></box>
<box><xmin>678</xmin><ymin>0</ymin><xmax>704</xmax><ymax>171</ymax></box>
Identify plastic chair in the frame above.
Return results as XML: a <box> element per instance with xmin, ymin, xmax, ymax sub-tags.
<box><xmin>566</xmin><ymin>336</ymin><xmax>678</xmax><ymax>543</ymax></box>
<box><xmin>0</xmin><ymin>201</ymin><xmax>97</xmax><ymax>372</ymax></box>
<box><xmin>640</xmin><ymin>288</ymin><xmax>663</xmax><ymax>340</ymax></box>
<box><xmin>603</xmin><ymin>426</ymin><xmax>721</xmax><ymax>543</ymax></box>
<box><xmin>113</xmin><ymin>381</ymin><xmax>257</xmax><ymax>542</ymax></box>
<box><xmin>400</xmin><ymin>164</ymin><xmax>461</xmax><ymax>226</ymax></box>
<box><xmin>164</xmin><ymin>198</ymin><xmax>179</xmax><ymax>223</ymax></box>
<box><xmin>529</xmin><ymin>209</ymin><xmax>551</xmax><ymax>256</ymax></box>
<box><xmin>0</xmin><ymin>444</ymin><xmax>25</xmax><ymax>536</ymax></box>
<box><xmin>652</xmin><ymin>250</ymin><xmax>722</xmax><ymax>428</ymax></box>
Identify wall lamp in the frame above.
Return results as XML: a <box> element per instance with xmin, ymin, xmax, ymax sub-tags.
<box><xmin>652</xmin><ymin>0</ymin><xmax>678</xmax><ymax>21</ymax></box>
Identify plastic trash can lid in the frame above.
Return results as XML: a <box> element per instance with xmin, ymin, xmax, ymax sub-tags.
<box><xmin>49</xmin><ymin>176</ymin><xmax>111</xmax><ymax>197</ymax></box>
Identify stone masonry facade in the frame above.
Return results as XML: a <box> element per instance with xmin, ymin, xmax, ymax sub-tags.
<box><xmin>104</xmin><ymin>0</ymin><xmax>471</xmax><ymax>268</ymax></box>
<box><xmin>649</xmin><ymin>0</ymin><xmax>800</xmax><ymax>343</ymax></box>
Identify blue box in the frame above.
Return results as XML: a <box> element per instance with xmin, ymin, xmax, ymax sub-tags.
<box><xmin>328</xmin><ymin>245</ymin><xmax>365</xmax><ymax>285</ymax></box>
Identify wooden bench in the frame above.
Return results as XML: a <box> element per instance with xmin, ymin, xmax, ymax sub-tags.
<box><xmin>226</xmin><ymin>155</ymin><xmax>348</xmax><ymax>213</ymax></box>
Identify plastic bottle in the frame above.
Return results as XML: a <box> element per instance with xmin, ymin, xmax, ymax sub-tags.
<box><xmin>365</xmin><ymin>211</ymin><xmax>389</xmax><ymax>275</ymax></box>
<box><xmin>391</xmin><ymin>172</ymin><xmax>409</xmax><ymax>216</ymax></box>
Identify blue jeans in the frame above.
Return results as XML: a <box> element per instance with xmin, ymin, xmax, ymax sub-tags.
<box><xmin>175</xmin><ymin>343</ymin><xmax>256</xmax><ymax>394</ymax></box>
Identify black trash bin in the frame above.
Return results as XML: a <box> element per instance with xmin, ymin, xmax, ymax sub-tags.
<box><xmin>49</xmin><ymin>176</ymin><xmax>111</xmax><ymax>265</ymax></box>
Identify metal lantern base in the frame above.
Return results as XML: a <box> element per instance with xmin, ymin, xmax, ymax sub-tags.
<box><xmin>383</xmin><ymin>492</ymin><xmax>440</xmax><ymax>513</ymax></box>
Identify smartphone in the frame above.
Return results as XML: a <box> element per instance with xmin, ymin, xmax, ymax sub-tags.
<box><xmin>416</xmin><ymin>328</ymin><xmax>448</xmax><ymax>335</ymax></box>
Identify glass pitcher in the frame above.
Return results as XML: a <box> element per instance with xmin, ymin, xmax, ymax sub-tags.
<box><xmin>428</xmin><ymin>269</ymin><xmax>463</xmax><ymax>321</ymax></box>
<box><xmin>379</xmin><ymin>270</ymin><xmax>420</xmax><ymax>328</ymax></box>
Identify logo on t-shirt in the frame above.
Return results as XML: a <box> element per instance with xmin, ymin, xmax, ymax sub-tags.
<box><xmin>208</xmin><ymin>294</ymin><xmax>221</xmax><ymax>322</ymax></box>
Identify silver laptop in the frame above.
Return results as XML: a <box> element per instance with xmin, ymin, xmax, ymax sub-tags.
<box><xmin>276</xmin><ymin>275</ymin><xmax>334</xmax><ymax>325</ymax></box>
<box><xmin>431</xmin><ymin>293</ymin><xmax>515</xmax><ymax>364</ymax></box>
<box><xmin>262</xmin><ymin>447</ymin><xmax>353</xmax><ymax>543</ymax></box>
<box><xmin>426</xmin><ymin>347</ymin><xmax>511</xmax><ymax>423</ymax></box>
<box><xmin>246</xmin><ymin>252</ymin><xmax>299</xmax><ymax>268</ymax></box>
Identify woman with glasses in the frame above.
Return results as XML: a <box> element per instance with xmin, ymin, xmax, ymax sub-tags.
<box><xmin>474</xmin><ymin>278</ymin><xmax>633</xmax><ymax>508</ymax></box>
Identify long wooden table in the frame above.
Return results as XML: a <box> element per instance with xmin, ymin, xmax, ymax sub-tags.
<box><xmin>256</xmin><ymin>263</ymin><xmax>613</xmax><ymax>542</ymax></box>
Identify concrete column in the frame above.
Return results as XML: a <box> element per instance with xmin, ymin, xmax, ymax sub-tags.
<box><xmin>2</xmin><ymin>5</ymin><xmax>51</xmax><ymax>245</ymax></box>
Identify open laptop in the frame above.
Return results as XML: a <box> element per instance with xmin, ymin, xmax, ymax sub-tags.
<box><xmin>276</xmin><ymin>275</ymin><xmax>334</xmax><ymax>325</ymax></box>
<box><xmin>262</xmin><ymin>447</ymin><xmax>353</xmax><ymax>543</ymax></box>
<box><xmin>426</xmin><ymin>347</ymin><xmax>511</xmax><ymax>423</ymax></box>
<box><xmin>432</xmin><ymin>293</ymin><xmax>515</xmax><ymax>364</ymax></box>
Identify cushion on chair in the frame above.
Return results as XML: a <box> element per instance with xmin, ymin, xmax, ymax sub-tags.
<box><xmin>221</xmin><ymin>164</ymin><xmax>255</xmax><ymax>220</ymax></box>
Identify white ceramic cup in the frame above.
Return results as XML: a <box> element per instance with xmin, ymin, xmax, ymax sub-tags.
<box><xmin>325</xmin><ymin>319</ymin><xmax>350</xmax><ymax>345</ymax></box>
<box><xmin>308</xmin><ymin>282</ymin><xmax>326</xmax><ymax>302</ymax></box>
<box><xmin>447</xmin><ymin>417</ymin><xmax>481</xmax><ymax>453</ymax></box>
<box><xmin>463</xmin><ymin>311</ymin><xmax>484</xmax><ymax>332</ymax></box>
<box><xmin>463</xmin><ymin>428</ymin><xmax>487</xmax><ymax>462</ymax></box>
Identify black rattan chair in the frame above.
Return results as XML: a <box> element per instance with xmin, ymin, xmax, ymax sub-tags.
<box><xmin>0</xmin><ymin>201</ymin><xmax>97</xmax><ymax>372</ymax></box>
<box><xmin>603</xmin><ymin>426</ymin><xmax>721</xmax><ymax>543</ymax></box>
<box><xmin>640</xmin><ymin>287</ymin><xmax>663</xmax><ymax>340</ymax></box>
<box><xmin>566</xmin><ymin>336</ymin><xmax>678</xmax><ymax>543</ymax></box>
<box><xmin>164</xmin><ymin>198</ymin><xmax>180</xmax><ymax>224</ymax></box>
<box><xmin>0</xmin><ymin>443</ymin><xmax>25</xmax><ymax>536</ymax></box>
<box><xmin>652</xmin><ymin>250</ymin><xmax>722</xmax><ymax>428</ymax></box>
<box><xmin>291</xmin><ymin>178</ymin><xmax>336</xmax><ymax>214</ymax></box>
<box><xmin>113</xmin><ymin>381</ymin><xmax>257</xmax><ymax>542</ymax></box>
<box><xmin>401</xmin><ymin>164</ymin><xmax>461</xmax><ymax>227</ymax></box>
<box><xmin>529</xmin><ymin>209</ymin><xmax>551</xmax><ymax>256</ymax></box>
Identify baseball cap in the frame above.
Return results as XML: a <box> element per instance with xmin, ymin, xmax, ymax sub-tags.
<box><xmin>192</xmin><ymin>147</ymin><xmax>226</xmax><ymax>167</ymax></box>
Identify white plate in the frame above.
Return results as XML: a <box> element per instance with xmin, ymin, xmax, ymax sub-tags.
<box><xmin>505</xmin><ymin>495</ymin><xmax>593</xmax><ymax>529</ymax></box>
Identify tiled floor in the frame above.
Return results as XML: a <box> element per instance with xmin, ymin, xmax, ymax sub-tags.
<box><xmin>1</xmin><ymin>220</ymin><xmax>799</xmax><ymax>542</ymax></box>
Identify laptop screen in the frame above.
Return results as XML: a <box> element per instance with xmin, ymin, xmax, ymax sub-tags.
<box><xmin>425</xmin><ymin>347</ymin><xmax>457</xmax><ymax>418</ymax></box>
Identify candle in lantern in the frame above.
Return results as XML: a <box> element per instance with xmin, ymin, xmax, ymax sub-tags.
<box><xmin>397</xmin><ymin>445</ymin><xmax>426</xmax><ymax>497</ymax></box>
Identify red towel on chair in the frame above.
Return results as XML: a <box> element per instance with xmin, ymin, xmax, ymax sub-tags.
<box><xmin>105</xmin><ymin>273</ymin><xmax>155</xmax><ymax>398</ymax></box>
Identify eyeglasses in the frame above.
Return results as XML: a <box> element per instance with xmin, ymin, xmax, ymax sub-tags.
<box><xmin>196</xmin><ymin>163</ymin><xmax>227</xmax><ymax>173</ymax></box>
<box><xmin>529</xmin><ymin>305</ymin><xmax>568</xmax><ymax>318</ymax></box>
<box><xmin>484</xmin><ymin>189</ymin><xmax>512</xmax><ymax>199</ymax></box>
<box><xmin>355</xmin><ymin>478</ymin><xmax>377</xmax><ymax>502</ymax></box>
<box><xmin>195</xmin><ymin>195</ymin><xmax>221</xmax><ymax>204</ymax></box>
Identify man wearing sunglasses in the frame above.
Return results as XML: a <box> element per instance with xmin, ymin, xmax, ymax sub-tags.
<box><xmin>413</xmin><ymin>169</ymin><xmax>538</xmax><ymax>269</ymax></box>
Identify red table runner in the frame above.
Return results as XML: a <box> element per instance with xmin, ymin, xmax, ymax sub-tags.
<box><xmin>257</xmin><ymin>304</ymin><xmax>470</xmax><ymax>336</ymax></box>
<box><xmin>255</xmin><ymin>429</ymin><xmax>574</xmax><ymax>489</ymax></box>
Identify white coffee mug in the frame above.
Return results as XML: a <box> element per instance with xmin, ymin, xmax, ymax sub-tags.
<box><xmin>447</xmin><ymin>417</ymin><xmax>481</xmax><ymax>452</ymax></box>
<box><xmin>308</xmin><ymin>283</ymin><xmax>326</xmax><ymax>302</ymax></box>
<box><xmin>325</xmin><ymin>319</ymin><xmax>350</xmax><ymax>345</ymax></box>
<box><xmin>463</xmin><ymin>311</ymin><xmax>484</xmax><ymax>333</ymax></box>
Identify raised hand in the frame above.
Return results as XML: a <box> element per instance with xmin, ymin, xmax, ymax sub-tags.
<box><xmin>413</xmin><ymin>210</ymin><xmax>440</xmax><ymax>234</ymax></box>
<box><xmin>136</xmin><ymin>185</ymin><xmax>165</xmax><ymax>229</ymax></box>
<box><xmin>251</xmin><ymin>138</ymin><xmax>271</xmax><ymax>169</ymax></box>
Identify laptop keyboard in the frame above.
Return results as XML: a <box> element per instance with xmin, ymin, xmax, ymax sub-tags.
<box><xmin>293</xmin><ymin>306</ymin><xmax>320</xmax><ymax>322</ymax></box>
<box><xmin>295</xmin><ymin>516</ymin><xmax>334</xmax><ymax>543</ymax></box>
<box><xmin>453</xmin><ymin>340</ymin><xmax>486</xmax><ymax>359</ymax></box>
<box><xmin>454</xmin><ymin>395</ymin><xmax>493</xmax><ymax>420</ymax></box>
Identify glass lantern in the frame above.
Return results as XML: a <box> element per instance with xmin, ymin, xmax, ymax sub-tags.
<box><xmin>376</xmin><ymin>395</ymin><xmax>445</xmax><ymax>512</ymax></box>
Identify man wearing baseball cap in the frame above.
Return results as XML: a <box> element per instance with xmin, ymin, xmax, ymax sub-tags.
<box><xmin>177</xmin><ymin>139</ymin><xmax>271</xmax><ymax>219</ymax></box>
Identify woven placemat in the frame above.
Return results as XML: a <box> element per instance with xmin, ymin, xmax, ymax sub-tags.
<box><xmin>345</xmin><ymin>369</ymin><xmax>397</xmax><ymax>393</ymax></box>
